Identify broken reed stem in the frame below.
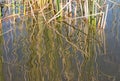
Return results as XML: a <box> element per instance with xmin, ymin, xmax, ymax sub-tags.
<box><xmin>48</xmin><ymin>1</ymin><xmax>72</xmax><ymax>23</ymax></box>
<box><xmin>0</xmin><ymin>0</ymin><xmax>108</xmax><ymax>29</ymax></box>
<box><xmin>103</xmin><ymin>4</ymin><xmax>109</xmax><ymax>29</ymax></box>
<box><xmin>67</xmin><ymin>12</ymin><xmax>103</xmax><ymax>20</ymax></box>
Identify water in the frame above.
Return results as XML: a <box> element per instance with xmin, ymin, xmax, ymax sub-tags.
<box><xmin>0</xmin><ymin>2</ymin><xmax>120</xmax><ymax>81</ymax></box>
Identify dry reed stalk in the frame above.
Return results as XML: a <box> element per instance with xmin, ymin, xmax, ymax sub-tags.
<box><xmin>78</xmin><ymin>0</ymin><xmax>83</xmax><ymax>16</ymax></box>
<box><xmin>74</xmin><ymin>2</ymin><xmax>77</xmax><ymax>17</ymax></box>
<box><xmin>97</xmin><ymin>14</ymin><xmax>102</xmax><ymax>28</ymax></box>
<box><xmin>23</xmin><ymin>1</ymin><xmax>26</xmax><ymax>15</ymax></box>
<box><xmin>22</xmin><ymin>4</ymin><xmax>50</xmax><ymax>18</ymax></box>
<box><xmin>48</xmin><ymin>1</ymin><xmax>72</xmax><ymax>23</ymax></box>
<box><xmin>38</xmin><ymin>0</ymin><xmax>51</xmax><ymax>9</ymax></box>
<box><xmin>41</xmin><ymin>11</ymin><xmax>47</xmax><ymax>21</ymax></box>
<box><xmin>103</xmin><ymin>4</ymin><xmax>109</xmax><ymax>29</ymax></box>
<box><xmin>2</xmin><ymin>14</ymin><xmax>20</xmax><ymax>21</ymax></box>
<box><xmin>69</xmin><ymin>0</ymin><xmax>72</xmax><ymax>13</ymax></box>
<box><xmin>84</xmin><ymin>0</ymin><xmax>89</xmax><ymax>19</ymax></box>
<box><xmin>28</xmin><ymin>0</ymin><xmax>36</xmax><ymax>21</ymax></box>
<box><xmin>38</xmin><ymin>3</ymin><xmax>50</xmax><ymax>13</ymax></box>
<box><xmin>68</xmin><ymin>12</ymin><xmax>103</xmax><ymax>20</ymax></box>
<box><xmin>101</xmin><ymin>12</ymin><xmax>104</xmax><ymax>28</ymax></box>
<box><xmin>95</xmin><ymin>1</ymin><xmax>102</xmax><ymax>9</ymax></box>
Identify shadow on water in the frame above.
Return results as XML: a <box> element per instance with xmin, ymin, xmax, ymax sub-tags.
<box><xmin>0</xmin><ymin>1</ymin><xmax>120</xmax><ymax>81</ymax></box>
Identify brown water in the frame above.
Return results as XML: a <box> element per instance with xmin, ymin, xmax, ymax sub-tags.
<box><xmin>0</xmin><ymin>2</ymin><xmax>120</xmax><ymax>81</ymax></box>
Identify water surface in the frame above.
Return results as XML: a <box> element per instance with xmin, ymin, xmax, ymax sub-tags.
<box><xmin>0</xmin><ymin>1</ymin><xmax>120</xmax><ymax>81</ymax></box>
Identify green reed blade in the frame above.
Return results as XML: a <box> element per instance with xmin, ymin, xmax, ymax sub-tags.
<box><xmin>57</xmin><ymin>0</ymin><xmax>60</xmax><ymax>12</ymax></box>
<box><xmin>12</xmin><ymin>0</ymin><xmax>15</xmax><ymax>14</ymax></box>
<box><xmin>88</xmin><ymin>0</ymin><xmax>96</xmax><ymax>27</ymax></box>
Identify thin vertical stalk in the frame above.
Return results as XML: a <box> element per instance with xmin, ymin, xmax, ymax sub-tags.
<box><xmin>28</xmin><ymin>0</ymin><xmax>36</xmax><ymax>20</ymax></box>
<box><xmin>60</xmin><ymin>2</ymin><xmax>63</xmax><ymax>17</ymax></box>
<box><xmin>12</xmin><ymin>0</ymin><xmax>15</xmax><ymax>14</ymax></box>
<box><xmin>23</xmin><ymin>0</ymin><xmax>26</xmax><ymax>15</ymax></box>
<box><xmin>57</xmin><ymin>0</ymin><xmax>60</xmax><ymax>12</ymax></box>
<box><xmin>84</xmin><ymin>0</ymin><xmax>89</xmax><ymax>19</ymax></box>
<box><xmin>68</xmin><ymin>0</ymin><xmax>72</xmax><ymax>13</ymax></box>
<box><xmin>18</xmin><ymin>0</ymin><xmax>20</xmax><ymax>15</ymax></box>
<box><xmin>101</xmin><ymin>12</ymin><xmax>105</xmax><ymax>28</ymax></box>
<box><xmin>0</xmin><ymin>7</ymin><xmax>1</xmax><ymax>18</ymax></box>
<box><xmin>103</xmin><ymin>4</ymin><xmax>108</xmax><ymax>29</ymax></box>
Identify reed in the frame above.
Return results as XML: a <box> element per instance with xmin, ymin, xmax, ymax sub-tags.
<box><xmin>0</xmin><ymin>1</ymin><xmax>109</xmax><ymax>80</ymax></box>
<box><xmin>0</xmin><ymin>7</ymin><xmax>1</xmax><ymax>18</ymax></box>
<box><xmin>12</xmin><ymin>0</ymin><xmax>15</xmax><ymax>14</ymax></box>
<box><xmin>88</xmin><ymin>0</ymin><xmax>96</xmax><ymax>26</ymax></box>
<box><xmin>18</xmin><ymin>0</ymin><xmax>21</xmax><ymax>15</ymax></box>
<box><xmin>37</xmin><ymin>0</ymin><xmax>51</xmax><ymax>8</ymax></box>
<box><xmin>23</xmin><ymin>0</ymin><xmax>26</xmax><ymax>15</ymax></box>
<box><xmin>57</xmin><ymin>0</ymin><xmax>60</xmax><ymax>12</ymax></box>
<box><xmin>0</xmin><ymin>0</ymin><xmax>108</xmax><ymax>29</ymax></box>
<box><xmin>0</xmin><ymin>0</ymin><xmax>109</xmax><ymax>43</ymax></box>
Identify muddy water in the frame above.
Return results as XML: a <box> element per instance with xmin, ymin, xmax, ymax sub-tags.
<box><xmin>0</xmin><ymin>2</ymin><xmax>120</xmax><ymax>81</ymax></box>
